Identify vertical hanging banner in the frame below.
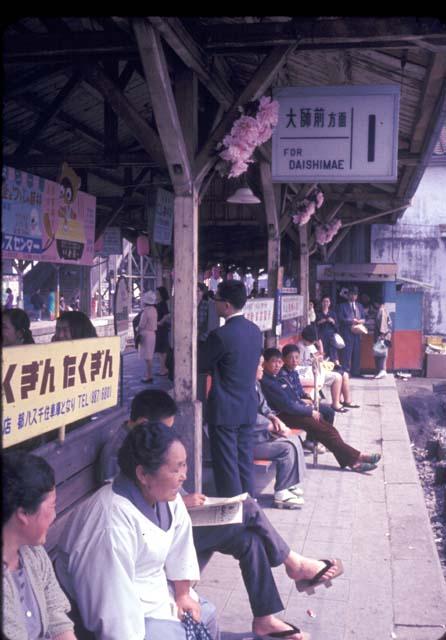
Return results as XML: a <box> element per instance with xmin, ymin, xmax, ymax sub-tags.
<box><xmin>2</xmin><ymin>337</ymin><xmax>120</xmax><ymax>448</ymax></box>
<box><xmin>146</xmin><ymin>187</ymin><xmax>174</xmax><ymax>246</ymax></box>
<box><xmin>2</xmin><ymin>164</ymin><xmax>96</xmax><ymax>264</ymax></box>
<box><xmin>272</xmin><ymin>85</ymin><xmax>400</xmax><ymax>183</ymax></box>
<box><xmin>114</xmin><ymin>276</ymin><xmax>129</xmax><ymax>352</ymax></box>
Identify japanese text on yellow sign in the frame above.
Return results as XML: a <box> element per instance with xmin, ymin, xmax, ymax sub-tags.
<box><xmin>2</xmin><ymin>336</ymin><xmax>120</xmax><ymax>448</ymax></box>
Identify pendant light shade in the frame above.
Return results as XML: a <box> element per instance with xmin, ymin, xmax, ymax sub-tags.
<box><xmin>226</xmin><ymin>186</ymin><xmax>261</xmax><ymax>204</ymax></box>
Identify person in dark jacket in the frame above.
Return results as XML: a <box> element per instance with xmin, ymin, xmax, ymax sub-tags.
<box><xmin>316</xmin><ymin>295</ymin><xmax>340</xmax><ymax>363</ymax></box>
<box><xmin>201</xmin><ymin>280</ymin><xmax>263</xmax><ymax>497</ymax></box>
<box><xmin>337</xmin><ymin>286</ymin><xmax>366</xmax><ymax>377</ymax></box>
<box><xmin>260</xmin><ymin>349</ymin><xmax>380</xmax><ymax>473</ymax></box>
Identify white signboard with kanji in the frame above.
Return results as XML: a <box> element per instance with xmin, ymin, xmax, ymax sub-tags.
<box><xmin>272</xmin><ymin>85</ymin><xmax>400</xmax><ymax>183</ymax></box>
<box><xmin>281</xmin><ymin>294</ymin><xmax>304</xmax><ymax>320</ymax></box>
<box><xmin>244</xmin><ymin>298</ymin><xmax>275</xmax><ymax>332</ymax></box>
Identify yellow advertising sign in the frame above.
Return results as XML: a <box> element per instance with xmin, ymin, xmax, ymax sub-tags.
<box><xmin>2</xmin><ymin>336</ymin><xmax>120</xmax><ymax>448</ymax></box>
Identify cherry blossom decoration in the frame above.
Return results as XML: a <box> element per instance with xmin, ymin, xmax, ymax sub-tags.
<box><xmin>290</xmin><ymin>188</ymin><xmax>325</xmax><ymax>226</ymax></box>
<box><xmin>216</xmin><ymin>96</ymin><xmax>280</xmax><ymax>178</ymax></box>
<box><xmin>315</xmin><ymin>218</ymin><xmax>342</xmax><ymax>245</ymax></box>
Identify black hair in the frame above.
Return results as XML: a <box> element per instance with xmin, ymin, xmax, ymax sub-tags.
<box><xmin>197</xmin><ymin>282</ymin><xmax>207</xmax><ymax>293</ymax></box>
<box><xmin>130</xmin><ymin>389</ymin><xmax>178</xmax><ymax>423</ymax></box>
<box><xmin>301</xmin><ymin>325</ymin><xmax>318</xmax><ymax>342</ymax></box>
<box><xmin>157</xmin><ymin>286</ymin><xmax>170</xmax><ymax>302</ymax></box>
<box><xmin>6</xmin><ymin>288</ymin><xmax>12</xmax><ymax>294</ymax></box>
<box><xmin>282</xmin><ymin>343</ymin><xmax>299</xmax><ymax>358</ymax></box>
<box><xmin>117</xmin><ymin>422</ymin><xmax>183</xmax><ymax>483</ymax></box>
<box><xmin>2</xmin><ymin>451</ymin><xmax>55</xmax><ymax>525</ymax></box>
<box><xmin>2</xmin><ymin>308</ymin><xmax>34</xmax><ymax>344</ymax></box>
<box><xmin>217</xmin><ymin>280</ymin><xmax>247</xmax><ymax>310</ymax></box>
<box><xmin>375</xmin><ymin>294</ymin><xmax>384</xmax><ymax>305</ymax></box>
<box><xmin>57</xmin><ymin>311</ymin><xmax>97</xmax><ymax>339</ymax></box>
<box><xmin>263</xmin><ymin>347</ymin><xmax>283</xmax><ymax>361</ymax></box>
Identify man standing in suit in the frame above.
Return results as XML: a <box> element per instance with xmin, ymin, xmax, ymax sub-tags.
<box><xmin>337</xmin><ymin>285</ymin><xmax>366</xmax><ymax>377</ymax></box>
<box><xmin>203</xmin><ymin>280</ymin><xmax>263</xmax><ymax>497</ymax></box>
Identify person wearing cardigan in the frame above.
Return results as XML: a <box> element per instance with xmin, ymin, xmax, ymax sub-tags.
<box><xmin>2</xmin><ymin>450</ymin><xmax>76</xmax><ymax>640</ymax></box>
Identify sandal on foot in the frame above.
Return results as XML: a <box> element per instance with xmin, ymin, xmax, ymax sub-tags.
<box><xmin>295</xmin><ymin>558</ymin><xmax>344</xmax><ymax>594</ymax></box>
<box><xmin>254</xmin><ymin>622</ymin><xmax>310</xmax><ymax>639</ymax></box>
<box><xmin>351</xmin><ymin>461</ymin><xmax>377</xmax><ymax>473</ymax></box>
<box><xmin>274</xmin><ymin>489</ymin><xmax>304</xmax><ymax>509</ymax></box>
<box><xmin>359</xmin><ymin>453</ymin><xmax>381</xmax><ymax>464</ymax></box>
<box><xmin>342</xmin><ymin>402</ymin><xmax>360</xmax><ymax>408</ymax></box>
<box><xmin>332</xmin><ymin>406</ymin><xmax>348</xmax><ymax>413</ymax></box>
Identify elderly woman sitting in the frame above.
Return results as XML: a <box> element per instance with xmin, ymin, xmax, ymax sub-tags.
<box><xmin>55</xmin><ymin>422</ymin><xmax>219</xmax><ymax>640</ymax></box>
<box><xmin>2</xmin><ymin>451</ymin><xmax>76</xmax><ymax>640</ymax></box>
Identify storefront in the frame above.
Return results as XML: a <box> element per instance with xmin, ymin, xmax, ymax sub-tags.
<box><xmin>317</xmin><ymin>263</ymin><xmax>424</xmax><ymax>372</ymax></box>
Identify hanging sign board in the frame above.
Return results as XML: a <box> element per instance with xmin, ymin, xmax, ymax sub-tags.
<box><xmin>244</xmin><ymin>298</ymin><xmax>275</xmax><ymax>332</ymax></box>
<box><xmin>114</xmin><ymin>276</ymin><xmax>129</xmax><ymax>352</ymax></box>
<box><xmin>272</xmin><ymin>85</ymin><xmax>400</xmax><ymax>183</ymax></box>
<box><xmin>317</xmin><ymin>263</ymin><xmax>397</xmax><ymax>282</ymax></box>
<box><xmin>2</xmin><ymin>165</ymin><xmax>96</xmax><ymax>264</ymax></box>
<box><xmin>100</xmin><ymin>227</ymin><xmax>122</xmax><ymax>256</ymax></box>
<box><xmin>2</xmin><ymin>337</ymin><xmax>120</xmax><ymax>448</ymax></box>
<box><xmin>146</xmin><ymin>187</ymin><xmax>174</xmax><ymax>246</ymax></box>
<box><xmin>280</xmin><ymin>294</ymin><xmax>304</xmax><ymax>321</ymax></box>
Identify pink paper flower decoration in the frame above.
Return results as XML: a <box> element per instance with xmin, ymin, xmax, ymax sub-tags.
<box><xmin>315</xmin><ymin>218</ymin><xmax>342</xmax><ymax>245</ymax></box>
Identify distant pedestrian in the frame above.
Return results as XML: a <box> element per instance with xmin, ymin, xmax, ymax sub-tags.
<box><xmin>30</xmin><ymin>289</ymin><xmax>44</xmax><ymax>321</ymax></box>
<box><xmin>154</xmin><ymin>286</ymin><xmax>170</xmax><ymax>376</ymax></box>
<box><xmin>4</xmin><ymin>288</ymin><xmax>14</xmax><ymax>309</ymax></box>
<box><xmin>47</xmin><ymin>288</ymin><xmax>56</xmax><ymax>321</ymax></box>
<box><xmin>373</xmin><ymin>295</ymin><xmax>392</xmax><ymax>379</ymax></box>
<box><xmin>137</xmin><ymin>291</ymin><xmax>158</xmax><ymax>383</ymax></box>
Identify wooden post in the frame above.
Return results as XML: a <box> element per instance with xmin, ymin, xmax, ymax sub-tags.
<box><xmin>173</xmin><ymin>192</ymin><xmax>202</xmax><ymax>493</ymax></box>
<box><xmin>299</xmin><ymin>223</ymin><xmax>310</xmax><ymax>324</ymax></box>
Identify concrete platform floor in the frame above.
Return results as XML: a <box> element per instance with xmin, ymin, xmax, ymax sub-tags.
<box><xmin>197</xmin><ymin>376</ymin><xmax>446</xmax><ymax>640</ymax></box>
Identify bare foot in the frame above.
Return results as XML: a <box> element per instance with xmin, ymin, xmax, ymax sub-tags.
<box><xmin>253</xmin><ymin>615</ymin><xmax>307</xmax><ymax>639</ymax></box>
<box><xmin>284</xmin><ymin>551</ymin><xmax>339</xmax><ymax>583</ymax></box>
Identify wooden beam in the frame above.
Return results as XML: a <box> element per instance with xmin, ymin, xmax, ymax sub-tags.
<box><xmin>201</xmin><ymin>18</ymin><xmax>446</xmax><ymax>50</ymax></box>
<box><xmin>326</xmin><ymin>227</ymin><xmax>351</xmax><ymax>259</ymax></box>
<box><xmin>194</xmin><ymin>44</ymin><xmax>295</xmax><ymax>186</ymax></box>
<box><xmin>3</xmin><ymin>152</ymin><xmax>157</xmax><ymax>169</ymax></box>
<box><xmin>12</xmin><ymin>70</ymin><xmax>82</xmax><ymax>156</ymax></box>
<box><xmin>299</xmin><ymin>223</ymin><xmax>309</xmax><ymax>323</ymax></box>
<box><xmin>83</xmin><ymin>62</ymin><xmax>167</xmax><ymax>168</ymax></box>
<box><xmin>103</xmin><ymin>61</ymin><xmax>119</xmax><ymax>162</ymax></box>
<box><xmin>259</xmin><ymin>162</ymin><xmax>280</xmax><ymax>304</ymax></box>
<box><xmin>410</xmin><ymin>53</ymin><xmax>446</xmax><ymax>155</ymax></box>
<box><xmin>148</xmin><ymin>16</ymin><xmax>235</xmax><ymax>109</ymax></box>
<box><xmin>174</xmin><ymin>67</ymin><xmax>198</xmax><ymax>167</ymax></box>
<box><xmin>12</xmin><ymin>92</ymin><xmax>104</xmax><ymax>151</ymax></box>
<box><xmin>342</xmin><ymin>205</ymin><xmax>410</xmax><ymax>228</ymax></box>
<box><xmin>133</xmin><ymin>19</ymin><xmax>192</xmax><ymax>195</ymax></box>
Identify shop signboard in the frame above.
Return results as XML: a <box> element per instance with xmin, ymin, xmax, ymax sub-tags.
<box><xmin>280</xmin><ymin>294</ymin><xmax>304</xmax><ymax>320</ymax></box>
<box><xmin>146</xmin><ymin>187</ymin><xmax>174</xmax><ymax>246</ymax></box>
<box><xmin>244</xmin><ymin>298</ymin><xmax>275</xmax><ymax>332</ymax></box>
<box><xmin>2</xmin><ymin>165</ymin><xmax>96</xmax><ymax>265</ymax></box>
<box><xmin>2</xmin><ymin>336</ymin><xmax>120</xmax><ymax>448</ymax></box>
<box><xmin>114</xmin><ymin>276</ymin><xmax>129</xmax><ymax>352</ymax></box>
<box><xmin>317</xmin><ymin>263</ymin><xmax>397</xmax><ymax>282</ymax></box>
<box><xmin>100</xmin><ymin>227</ymin><xmax>122</xmax><ymax>256</ymax></box>
<box><xmin>272</xmin><ymin>85</ymin><xmax>400</xmax><ymax>183</ymax></box>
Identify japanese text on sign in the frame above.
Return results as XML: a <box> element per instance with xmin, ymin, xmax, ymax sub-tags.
<box><xmin>2</xmin><ymin>337</ymin><xmax>120</xmax><ymax>448</ymax></box>
<box><xmin>244</xmin><ymin>298</ymin><xmax>275</xmax><ymax>332</ymax></box>
<box><xmin>272</xmin><ymin>85</ymin><xmax>400</xmax><ymax>183</ymax></box>
<box><xmin>280</xmin><ymin>295</ymin><xmax>304</xmax><ymax>321</ymax></box>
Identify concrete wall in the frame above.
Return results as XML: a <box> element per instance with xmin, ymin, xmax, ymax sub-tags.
<box><xmin>371</xmin><ymin>166</ymin><xmax>446</xmax><ymax>335</ymax></box>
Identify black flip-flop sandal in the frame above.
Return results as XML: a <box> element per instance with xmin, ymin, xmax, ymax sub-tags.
<box><xmin>255</xmin><ymin>622</ymin><xmax>309</xmax><ymax>639</ymax></box>
<box><xmin>333</xmin><ymin>406</ymin><xmax>348</xmax><ymax>413</ymax></box>
<box><xmin>342</xmin><ymin>402</ymin><xmax>360</xmax><ymax>408</ymax></box>
<box><xmin>295</xmin><ymin>558</ymin><xmax>344</xmax><ymax>594</ymax></box>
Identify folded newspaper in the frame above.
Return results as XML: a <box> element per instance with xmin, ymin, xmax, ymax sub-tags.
<box><xmin>188</xmin><ymin>492</ymin><xmax>248</xmax><ymax>527</ymax></box>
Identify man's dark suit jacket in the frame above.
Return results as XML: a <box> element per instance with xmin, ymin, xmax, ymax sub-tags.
<box><xmin>203</xmin><ymin>315</ymin><xmax>262</xmax><ymax>426</ymax></box>
<box><xmin>337</xmin><ymin>301</ymin><xmax>365</xmax><ymax>331</ymax></box>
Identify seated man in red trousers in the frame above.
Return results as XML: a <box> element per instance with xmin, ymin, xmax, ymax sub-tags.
<box><xmin>260</xmin><ymin>349</ymin><xmax>381</xmax><ymax>473</ymax></box>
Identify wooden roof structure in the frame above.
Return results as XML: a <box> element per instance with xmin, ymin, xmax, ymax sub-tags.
<box><xmin>3</xmin><ymin>16</ymin><xmax>446</xmax><ymax>268</ymax></box>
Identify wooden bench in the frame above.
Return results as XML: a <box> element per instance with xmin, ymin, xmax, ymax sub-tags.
<box><xmin>33</xmin><ymin>406</ymin><xmax>128</xmax><ymax>639</ymax></box>
<box><xmin>253</xmin><ymin>428</ymin><xmax>306</xmax><ymax>471</ymax></box>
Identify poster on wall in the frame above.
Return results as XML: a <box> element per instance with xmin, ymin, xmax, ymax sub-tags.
<box><xmin>146</xmin><ymin>187</ymin><xmax>174</xmax><ymax>246</ymax></box>
<box><xmin>2</xmin><ymin>164</ymin><xmax>96</xmax><ymax>265</ymax></box>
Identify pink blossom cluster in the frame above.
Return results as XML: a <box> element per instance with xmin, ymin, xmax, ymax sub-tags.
<box><xmin>218</xmin><ymin>96</ymin><xmax>279</xmax><ymax>178</ymax></box>
<box><xmin>290</xmin><ymin>188</ymin><xmax>325</xmax><ymax>226</ymax></box>
<box><xmin>315</xmin><ymin>218</ymin><xmax>342</xmax><ymax>245</ymax></box>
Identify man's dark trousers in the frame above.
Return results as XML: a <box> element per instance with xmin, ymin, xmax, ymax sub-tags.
<box><xmin>208</xmin><ymin>423</ymin><xmax>255</xmax><ymax>497</ymax></box>
<box><xmin>193</xmin><ymin>497</ymin><xmax>289</xmax><ymax>617</ymax></box>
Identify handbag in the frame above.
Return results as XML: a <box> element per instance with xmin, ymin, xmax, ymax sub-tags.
<box><xmin>182</xmin><ymin>611</ymin><xmax>213</xmax><ymax>640</ymax></box>
<box><xmin>373</xmin><ymin>338</ymin><xmax>388</xmax><ymax>357</ymax></box>
<box><xmin>351</xmin><ymin>324</ymin><xmax>368</xmax><ymax>335</ymax></box>
<box><xmin>330</xmin><ymin>333</ymin><xmax>346</xmax><ymax>349</ymax></box>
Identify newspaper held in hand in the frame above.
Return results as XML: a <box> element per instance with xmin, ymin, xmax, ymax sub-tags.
<box><xmin>188</xmin><ymin>493</ymin><xmax>248</xmax><ymax>527</ymax></box>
